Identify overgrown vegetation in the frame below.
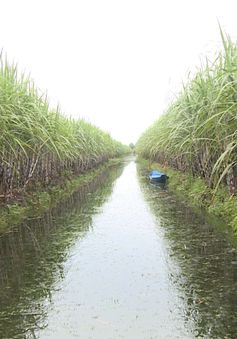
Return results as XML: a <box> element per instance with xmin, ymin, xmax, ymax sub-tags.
<box><xmin>138</xmin><ymin>158</ymin><xmax>237</xmax><ymax>231</ymax></box>
<box><xmin>136</xmin><ymin>29</ymin><xmax>237</xmax><ymax>196</ymax></box>
<box><xmin>0</xmin><ymin>56</ymin><xmax>129</xmax><ymax>200</ymax></box>
<box><xmin>0</xmin><ymin>159</ymin><xmax>122</xmax><ymax>232</ymax></box>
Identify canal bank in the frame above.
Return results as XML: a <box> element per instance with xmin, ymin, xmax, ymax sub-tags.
<box><xmin>138</xmin><ymin>158</ymin><xmax>237</xmax><ymax>235</ymax></box>
<box><xmin>0</xmin><ymin>158</ymin><xmax>237</xmax><ymax>338</ymax></box>
<box><xmin>0</xmin><ymin>158</ymin><xmax>123</xmax><ymax>234</ymax></box>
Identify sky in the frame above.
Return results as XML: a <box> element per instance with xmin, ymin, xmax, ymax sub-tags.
<box><xmin>0</xmin><ymin>0</ymin><xmax>237</xmax><ymax>144</ymax></box>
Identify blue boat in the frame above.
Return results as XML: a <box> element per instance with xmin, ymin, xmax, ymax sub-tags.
<box><xmin>149</xmin><ymin>170</ymin><xmax>168</xmax><ymax>183</ymax></box>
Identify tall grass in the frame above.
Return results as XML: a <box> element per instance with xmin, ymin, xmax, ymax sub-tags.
<box><xmin>136</xmin><ymin>30</ymin><xmax>237</xmax><ymax>194</ymax></box>
<box><xmin>0</xmin><ymin>56</ymin><xmax>128</xmax><ymax>198</ymax></box>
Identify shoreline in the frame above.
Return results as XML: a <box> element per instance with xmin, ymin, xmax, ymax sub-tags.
<box><xmin>138</xmin><ymin>158</ymin><xmax>237</xmax><ymax>235</ymax></box>
<box><xmin>0</xmin><ymin>158</ymin><xmax>123</xmax><ymax>234</ymax></box>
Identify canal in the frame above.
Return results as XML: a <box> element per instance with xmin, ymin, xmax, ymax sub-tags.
<box><xmin>0</xmin><ymin>158</ymin><xmax>237</xmax><ymax>338</ymax></box>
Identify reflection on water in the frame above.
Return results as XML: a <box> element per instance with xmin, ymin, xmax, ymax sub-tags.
<box><xmin>0</xmin><ymin>165</ymin><xmax>123</xmax><ymax>339</ymax></box>
<box><xmin>139</xmin><ymin>166</ymin><xmax>237</xmax><ymax>339</ymax></box>
<box><xmin>0</xmin><ymin>160</ymin><xmax>237</xmax><ymax>339</ymax></box>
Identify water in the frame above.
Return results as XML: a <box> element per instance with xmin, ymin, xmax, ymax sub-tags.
<box><xmin>0</xmin><ymin>159</ymin><xmax>237</xmax><ymax>338</ymax></box>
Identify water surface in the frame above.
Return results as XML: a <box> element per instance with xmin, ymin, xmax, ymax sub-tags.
<box><xmin>0</xmin><ymin>159</ymin><xmax>236</xmax><ymax>338</ymax></box>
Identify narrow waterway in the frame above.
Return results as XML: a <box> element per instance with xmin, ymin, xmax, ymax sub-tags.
<box><xmin>0</xmin><ymin>159</ymin><xmax>237</xmax><ymax>338</ymax></box>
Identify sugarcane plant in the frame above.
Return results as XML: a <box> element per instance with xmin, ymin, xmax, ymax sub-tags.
<box><xmin>0</xmin><ymin>56</ymin><xmax>128</xmax><ymax>199</ymax></box>
<box><xmin>136</xmin><ymin>29</ymin><xmax>237</xmax><ymax>195</ymax></box>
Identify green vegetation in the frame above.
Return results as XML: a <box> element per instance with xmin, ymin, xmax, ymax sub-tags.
<box><xmin>0</xmin><ymin>159</ymin><xmax>122</xmax><ymax>232</ymax></box>
<box><xmin>138</xmin><ymin>158</ymin><xmax>237</xmax><ymax>231</ymax></box>
<box><xmin>137</xmin><ymin>29</ymin><xmax>237</xmax><ymax>196</ymax></box>
<box><xmin>136</xmin><ymin>30</ymin><xmax>237</xmax><ymax>230</ymax></box>
<box><xmin>0</xmin><ymin>56</ymin><xmax>129</xmax><ymax>200</ymax></box>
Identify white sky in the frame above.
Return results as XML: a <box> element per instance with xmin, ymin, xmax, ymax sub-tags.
<box><xmin>0</xmin><ymin>0</ymin><xmax>237</xmax><ymax>144</ymax></box>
